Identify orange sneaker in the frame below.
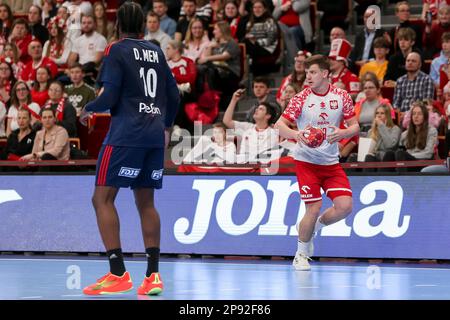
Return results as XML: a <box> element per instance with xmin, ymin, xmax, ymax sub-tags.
<box><xmin>83</xmin><ymin>271</ymin><xmax>133</xmax><ymax>295</ymax></box>
<box><xmin>137</xmin><ymin>272</ymin><xmax>163</xmax><ymax>295</ymax></box>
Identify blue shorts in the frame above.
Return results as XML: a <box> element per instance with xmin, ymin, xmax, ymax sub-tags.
<box><xmin>95</xmin><ymin>145</ymin><xmax>164</xmax><ymax>189</ymax></box>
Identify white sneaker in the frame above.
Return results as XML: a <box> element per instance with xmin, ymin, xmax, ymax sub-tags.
<box><xmin>293</xmin><ymin>252</ymin><xmax>312</xmax><ymax>271</ymax></box>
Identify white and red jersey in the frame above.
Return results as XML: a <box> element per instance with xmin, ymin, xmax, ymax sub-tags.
<box><xmin>282</xmin><ymin>84</ymin><xmax>355</xmax><ymax>165</ymax></box>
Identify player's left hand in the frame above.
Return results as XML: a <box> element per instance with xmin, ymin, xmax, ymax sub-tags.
<box><xmin>327</xmin><ymin>125</ymin><xmax>345</xmax><ymax>144</ymax></box>
<box><xmin>79</xmin><ymin>107</ymin><xmax>92</xmax><ymax>127</ymax></box>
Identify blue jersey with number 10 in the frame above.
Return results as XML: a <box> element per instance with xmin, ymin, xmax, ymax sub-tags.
<box><xmin>96</xmin><ymin>38</ymin><xmax>179</xmax><ymax>148</ymax></box>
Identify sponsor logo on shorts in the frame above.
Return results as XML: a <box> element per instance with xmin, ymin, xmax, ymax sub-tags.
<box><xmin>301</xmin><ymin>185</ymin><xmax>311</xmax><ymax>193</ymax></box>
<box><xmin>151</xmin><ymin>169</ymin><xmax>163</xmax><ymax>180</ymax></box>
<box><xmin>118</xmin><ymin>167</ymin><xmax>141</xmax><ymax>178</ymax></box>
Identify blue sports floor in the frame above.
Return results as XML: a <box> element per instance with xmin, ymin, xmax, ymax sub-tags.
<box><xmin>1</xmin><ymin>256</ymin><xmax>450</xmax><ymax>300</ymax></box>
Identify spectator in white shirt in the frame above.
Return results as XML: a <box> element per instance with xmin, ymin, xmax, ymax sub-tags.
<box><xmin>144</xmin><ymin>11</ymin><xmax>171</xmax><ymax>58</ymax></box>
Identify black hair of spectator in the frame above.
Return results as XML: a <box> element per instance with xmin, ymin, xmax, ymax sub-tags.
<box><xmin>0</xmin><ymin>3</ymin><xmax>13</xmax><ymax>28</ymax></box>
<box><xmin>29</xmin><ymin>5</ymin><xmax>43</xmax><ymax>23</ymax></box>
<box><xmin>148</xmin><ymin>39</ymin><xmax>161</xmax><ymax>48</ymax></box>
<box><xmin>253</xmin><ymin>76</ymin><xmax>270</xmax><ymax>88</ymax></box>
<box><xmin>11</xmin><ymin>18</ymin><xmax>31</xmax><ymax>33</ymax></box>
<box><xmin>32</xmin><ymin>66</ymin><xmax>52</xmax><ymax>91</ymax></box>
<box><xmin>117</xmin><ymin>2</ymin><xmax>145</xmax><ymax>35</ymax></box>
<box><xmin>259</xmin><ymin>101</ymin><xmax>278</xmax><ymax>125</ymax></box>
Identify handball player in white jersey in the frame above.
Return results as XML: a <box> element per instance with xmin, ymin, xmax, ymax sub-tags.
<box><xmin>274</xmin><ymin>55</ymin><xmax>360</xmax><ymax>271</ymax></box>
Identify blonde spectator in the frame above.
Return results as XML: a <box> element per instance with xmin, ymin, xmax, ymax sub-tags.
<box><xmin>21</xmin><ymin>107</ymin><xmax>70</xmax><ymax>161</ymax></box>
<box><xmin>354</xmin><ymin>75</ymin><xmax>395</xmax><ymax>132</ymax></box>
<box><xmin>183</xmin><ymin>17</ymin><xmax>210</xmax><ymax>63</ymax></box>
<box><xmin>364</xmin><ymin>104</ymin><xmax>401</xmax><ymax>171</ymax></box>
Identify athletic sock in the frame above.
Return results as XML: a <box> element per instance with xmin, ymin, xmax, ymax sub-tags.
<box><xmin>106</xmin><ymin>248</ymin><xmax>126</xmax><ymax>276</ymax></box>
<box><xmin>297</xmin><ymin>240</ymin><xmax>311</xmax><ymax>255</ymax></box>
<box><xmin>145</xmin><ymin>247</ymin><xmax>160</xmax><ymax>277</ymax></box>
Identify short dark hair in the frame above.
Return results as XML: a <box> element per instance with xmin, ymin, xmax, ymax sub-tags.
<box><xmin>69</xmin><ymin>62</ymin><xmax>83</xmax><ymax>70</ymax></box>
<box><xmin>259</xmin><ymin>102</ymin><xmax>278</xmax><ymax>124</ymax></box>
<box><xmin>117</xmin><ymin>2</ymin><xmax>144</xmax><ymax>35</ymax></box>
<box><xmin>253</xmin><ymin>76</ymin><xmax>270</xmax><ymax>87</ymax></box>
<box><xmin>304</xmin><ymin>54</ymin><xmax>331</xmax><ymax>73</ymax></box>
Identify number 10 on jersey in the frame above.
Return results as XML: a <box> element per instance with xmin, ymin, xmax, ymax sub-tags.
<box><xmin>139</xmin><ymin>67</ymin><xmax>157</xmax><ymax>98</ymax></box>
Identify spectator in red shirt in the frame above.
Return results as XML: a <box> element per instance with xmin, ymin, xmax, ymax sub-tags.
<box><xmin>328</xmin><ymin>38</ymin><xmax>361</xmax><ymax>100</ymax></box>
<box><xmin>20</xmin><ymin>40</ymin><xmax>58</xmax><ymax>84</ymax></box>
<box><xmin>8</xmin><ymin>19</ymin><xmax>33</xmax><ymax>64</ymax></box>
<box><xmin>31</xmin><ymin>66</ymin><xmax>51</xmax><ymax>108</ymax></box>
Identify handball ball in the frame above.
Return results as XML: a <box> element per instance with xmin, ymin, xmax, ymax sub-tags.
<box><xmin>303</xmin><ymin>127</ymin><xmax>324</xmax><ymax>148</ymax></box>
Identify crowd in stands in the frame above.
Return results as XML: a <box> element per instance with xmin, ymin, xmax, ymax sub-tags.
<box><xmin>0</xmin><ymin>0</ymin><xmax>448</xmax><ymax>173</ymax></box>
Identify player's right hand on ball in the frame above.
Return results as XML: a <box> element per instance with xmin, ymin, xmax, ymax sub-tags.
<box><xmin>295</xmin><ymin>129</ymin><xmax>309</xmax><ymax>145</ymax></box>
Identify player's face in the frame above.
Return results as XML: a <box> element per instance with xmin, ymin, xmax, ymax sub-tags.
<box><xmin>375</xmin><ymin>107</ymin><xmax>387</xmax><ymax>123</ymax></box>
<box><xmin>41</xmin><ymin>110</ymin><xmax>56</xmax><ymax>130</ymax></box>
<box><xmin>36</xmin><ymin>68</ymin><xmax>49</xmax><ymax>83</ymax></box>
<box><xmin>17</xmin><ymin>110</ymin><xmax>31</xmax><ymax>129</ymax></box>
<box><xmin>69</xmin><ymin>67</ymin><xmax>83</xmax><ymax>84</ymax></box>
<box><xmin>305</xmin><ymin>64</ymin><xmax>328</xmax><ymax>89</ymax></box>
<box><xmin>146</xmin><ymin>16</ymin><xmax>160</xmax><ymax>33</ymax></box>
<box><xmin>411</xmin><ymin>106</ymin><xmax>424</xmax><ymax>127</ymax></box>
<box><xmin>225</xmin><ymin>3</ymin><xmax>237</xmax><ymax>18</ymax></box>
<box><xmin>153</xmin><ymin>3</ymin><xmax>166</xmax><ymax>16</ymax></box>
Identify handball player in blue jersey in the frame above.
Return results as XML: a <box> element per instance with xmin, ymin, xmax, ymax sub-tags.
<box><xmin>80</xmin><ymin>2</ymin><xmax>180</xmax><ymax>296</ymax></box>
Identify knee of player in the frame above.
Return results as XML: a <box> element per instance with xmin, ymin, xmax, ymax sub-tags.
<box><xmin>335</xmin><ymin>200</ymin><xmax>353</xmax><ymax>214</ymax></box>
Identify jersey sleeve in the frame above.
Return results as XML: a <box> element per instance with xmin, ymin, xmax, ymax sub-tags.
<box><xmin>282</xmin><ymin>89</ymin><xmax>308</xmax><ymax>123</ymax></box>
<box><xmin>98</xmin><ymin>44</ymin><xmax>123</xmax><ymax>88</ymax></box>
<box><xmin>342</xmin><ymin>90</ymin><xmax>356</xmax><ymax>120</ymax></box>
